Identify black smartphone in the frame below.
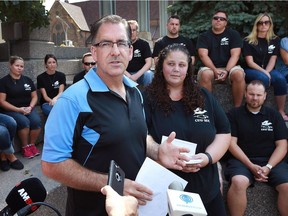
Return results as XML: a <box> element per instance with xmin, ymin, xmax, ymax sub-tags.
<box><xmin>107</xmin><ymin>160</ymin><xmax>125</xmax><ymax>195</ymax></box>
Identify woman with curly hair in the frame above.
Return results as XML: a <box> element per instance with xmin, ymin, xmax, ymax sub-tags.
<box><xmin>243</xmin><ymin>13</ymin><xmax>287</xmax><ymax>120</ymax></box>
<box><xmin>144</xmin><ymin>43</ymin><xmax>231</xmax><ymax>215</ymax></box>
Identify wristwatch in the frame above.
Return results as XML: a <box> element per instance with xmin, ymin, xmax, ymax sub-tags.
<box><xmin>266</xmin><ymin>163</ymin><xmax>273</xmax><ymax>170</ymax></box>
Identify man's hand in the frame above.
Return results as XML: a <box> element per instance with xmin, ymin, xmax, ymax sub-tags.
<box><xmin>158</xmin><ymin>131</ymin><xmax>190</xmax><ymax>170</ymax></box>
<box><xmin>249</xmin><ymin>164</ymin><xmax>269</xmax><ymax>182</ymax></box>
<box><xmin>101</xmin><ymin>185</ymin><xmax>139</xmax><ymax>216</ymax></box>
<box><xmin>123</xmin><ymin>179</ymin><xmax>153</xmax><ymax>206</ymax></box>
<box><xmin>214</xmin><ymin>69</ymin><xmax>228</xmax><ymax>81</ymax></box>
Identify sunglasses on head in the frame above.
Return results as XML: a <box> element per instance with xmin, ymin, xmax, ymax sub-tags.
<box><xmin>257</xmin><ymin>20</ymin><xmax>271</xmax><ymax>25</ymax></box>
<box><xmin>84</xmin><ymin>62</ymin><xmax>96</xmax><ymax>66</ymax></box>
<box><xmin>213</xmin><ymin>16</ymin><xmax>227</xmax><ymax>22</ymax></box>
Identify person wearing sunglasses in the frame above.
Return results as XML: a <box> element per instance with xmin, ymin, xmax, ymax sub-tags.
<box><xmin>73</xmin><ymin>52</ymin><xmax>97</xmax><ymax>84</ymax></box>
<box><xmin>37</xmin><ymin>54</ymin><xmax>66</xmax><ymax>116</ymax></box>
<box><xmin>196</xmin><ymin>10</ymin><xmax>245</xmax><ymax>108</ymax></box>
<box><xmin>124</xmin><ymin>20</ymin><xmax>153</xmax><ymax>87</ymax></box>
<box><xmin>243</xmin><ymin>13</ymin><xmax>288</xmax><ymax>121</ymax></box>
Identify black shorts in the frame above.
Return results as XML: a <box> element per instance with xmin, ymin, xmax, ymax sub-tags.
<box><xmin>224</xmin><ymin>157</ymin><xmax>288</xmax><ymax>187</ymax></box>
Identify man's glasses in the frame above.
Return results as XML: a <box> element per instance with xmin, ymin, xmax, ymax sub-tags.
<box><xmin>83</xmin><ymin>62</ymin><xmax>96</xmax><ymax>66</ymax></box>
<box><xmin>93</xmin><ymin>40</ymin><xmax>131</xmax><ymax>50</ymax></box>
<box><xmin>213</xmin><ymin>16</ymin><xmax>227</xmax><ymax>22</ymax></box>
<box><xmin>257</xmin><ymin>20</ymin><xmax>271</xmax><ymax>26</ymax></box>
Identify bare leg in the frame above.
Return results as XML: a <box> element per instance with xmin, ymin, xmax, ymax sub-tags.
<box><xmin>199</xmin><ymin>70</ymin><xmax>214</xmax><ymax>92</ymax></box>
<box><xmin>227</xmin><ymin>175</ymin><xmax>250</xmax><ymax>216</ymax></box>
<box><xmin>5</xmin><ymin>153</ymin><xmax>17</xmax><ymax>162</ymax></box>
<box><xmin>17</xmin><ymin>128</ymin><xmax>30</xmax><ymax>147</ymax></box>
<box><xmin>29</xmin><ymin>128</ymin><xmax>41</xmax><ymax>144</ymax></box>
<box><xmin>276</xmin><ymin>183</ymin><xmax>288</xmax><ymax>216</ymax></box>
<box><xmin>275</xmin><ymin>95</ymin><xmax>287</xmax><ymax>120</ymax></box>
<box><xmin>230</xmin><ymin>70</ymin><xmax>245</xmax><ymax>107</ymax></box>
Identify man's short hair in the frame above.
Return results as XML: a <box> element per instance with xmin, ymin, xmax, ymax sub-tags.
<box><xmin>213</xmin><ymin>10</ymin><xmax>228</xmax><ymax>20</ymax></box>
<box><xmin>167</xmin><ymin>15</ymin><xmax>180</xmax><ymax>23</ymax></box>
<box><xmin>82</xmin><ymin>52</ymin><xmax>92</xmax><ymax>63</ymax></box>
<box><xmin>246</xmin><ymin>80</ymin><xmax>267</xmax><ymax>92</ymax></box>
<box><xmin>90</xmin><ymin>15</ymin><xmax>131</xmax><ymax>45</ymax></box>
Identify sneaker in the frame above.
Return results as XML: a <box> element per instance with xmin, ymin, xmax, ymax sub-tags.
<box><xmin>0</xmin><ymin>160</ymin><xmax>10</xmax><ymax>171</ymax></box>
<box><xmin>29</xmin><ymin>144</ymin><xmax>40</xmax><ymax>156</ymax></box>
<box><xmin>22</xmin><ymin>145</ymin><xmax>34</xmax><ymax>159</ymax></box>
<box><xmin>10</xmin><ymin>159</ymin><xmax>24</xmax><ymax>170</ymax></box>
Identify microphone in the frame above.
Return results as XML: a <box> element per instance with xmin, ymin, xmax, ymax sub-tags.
<box><xmin>0</xmin><ymin>177</ymin><xmax>47</xmax><ymax>216</ymax></box>
<box><xmin>167</xmin><ymin>181</ymin><xmax>207</xmax><ymax>216</ymax></box>
<box><xmin>168</xmin><ymin>181</ymin><xmax>184</xmax><ymax>191</ymax></box>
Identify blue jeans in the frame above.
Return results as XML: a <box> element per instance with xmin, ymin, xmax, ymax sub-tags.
<box><xmin>41</xmin><ymin>103</ymin><xmax>53</xmax><ymax>116</ymax></box>
<box><xmin>245</xmin><ymin>68</ymin><xmax>287</xmax><ymax>96</ymax></box>
<box><xmin>0</xmin><ymin>113</ymin><xmax>16</xmax><ymax>153</ymax></box>
<box><xmin>3</xmin><ymin>109</ymin><xmax>41</xmax><ymax>130</ymax></box>
<box><xmin>130</xmin><ymin>70</ymin><xmax>154</xmax><ymax>87</ymax></box>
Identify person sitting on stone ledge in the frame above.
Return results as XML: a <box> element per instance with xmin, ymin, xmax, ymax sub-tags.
<box><xmin>73</xmin><ymin>52</ymin><xmax>96</xmax><ymax>84</ymax></box>
<box><xmin>243</xmin><ymin>13</ymin><xmax>288</xmax><ymax>121</ymax></box>
<box><xmin>37</xmin><ymin>54</ymin><xmax>66</xmax><ymax>116</ymax></box>
<box><xmin>276</xmin><ymin>37</ymin><xmax>288</xmax><ymax>82</ymax></box>
<box><xmin>124</xmin><ymin>20</ymin><xmax>154</xmax><ymax>87</ymax></box>
<box><xmin>0</xmin><ymin>56</ymin><xmax>41</xmax><ymax>159</ymax></box>
<box><xmin>225</xmin><ymin>80</ymin><xmax>288</xmax><ymax>216</ymax></box>
<box><xmin>0</xmin><ymin>113</ymin><xmax>24</xmax><ymax>171</ymax></box>
<box><xmin>196</xmin><ymin>10</ymin><xmax>245</xmax><ymax>108</ymax></box>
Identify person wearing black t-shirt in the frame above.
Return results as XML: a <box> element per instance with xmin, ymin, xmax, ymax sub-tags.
<box><xmin>0</xmin><ymin>56</ymin><xmax>41</xmax><ymax>159</ymax></box>
<box><xmin>225</xmin><ymin>80</ymin><xmax>288</xmax><ymax>216</ymax></box>
<box><xmin>144</xmin><ymin>44</ymin><xmax>231</xmax><ymax>215</ymax></box>
<box><xmin>152</xmin><ymin>15</ymin><xmax>196</xmax><ymax>66</ymax></box>
<box><xmin>37</xmin><ymin>54</ymin><xmax>66</xmax><ymax>116</ymax></box>
<box><xmin>196</xmin><ymin>10</ymin><xmax>245</xmax><ymax>107</ymax></box>
<box><xmin>243</xmin><ymin>13</ymin><xmax>287</xmax><ymax>121</ymax></box>
<box><xmin>124</xmin><ymin>20</ymin><xmax>154</xmax><ymax>87</ymax></box>
<box><xmin>73</xmin><ymin>52</ymin><xmax>96</xmax><ymax>84</ymax></box>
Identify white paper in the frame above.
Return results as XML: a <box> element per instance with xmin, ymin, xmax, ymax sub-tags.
<box><xmin>136</xmin><ymin>157</ymin><xmax>187</xmax><ymax>216</ymax></box>
<box><xmin>161</xmin><ymin>136</ymin><xmax>198</xmax><ymax>162</ymax></box>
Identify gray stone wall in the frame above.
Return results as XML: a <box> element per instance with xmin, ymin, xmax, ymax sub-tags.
<box><xmin>0</xmin><ymin>46</ymin><xmax>90</xmax><ymax>83</ymax></box>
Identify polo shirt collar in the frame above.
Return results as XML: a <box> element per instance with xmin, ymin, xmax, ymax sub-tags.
<box><xmin>84</xmin><ymin>67</ymin><xmax>138</xmax><ymax>92</ymax></box>
<box><xmin>244</xmin><ymin>103</ymin><xmax>267</xmax><ymax>115</ymax></box>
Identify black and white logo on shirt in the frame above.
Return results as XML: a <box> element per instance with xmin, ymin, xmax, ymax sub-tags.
<box><xmin>24</xmin><ymin>83</ymin><xmax>31</xmax><ymax>91</ymax></box>
<box><xmin>261</xmin><ymin>120</ymin><xmax>273</xmax><ymax>131</ymax></box>
<box><xmin>268</xmin><ymin>45</ymin><xmax>276</xmax><ymax>54</ymax></box>
<box><xmin>134</xmin><ymin>49</ymin><xmax>142</xmax><ymax>58</ymax></box>
<box><xmin>221</xmin><ymin>37</ymin><xmax>229</xmax><ymax>45</ymax></box>
<box><xmin>193</xmin><ymin>108</ymin><xmax>210</xmax><ymax>122</ymax></box>
<box><xmin>53</xmin><ymin>80</ymin><xmax>60</xmax><ymax>88</ymax></box>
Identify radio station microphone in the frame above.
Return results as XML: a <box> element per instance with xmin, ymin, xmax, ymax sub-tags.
<box><xmin>167</xmin><ymin>181</ymin><xmax>207</xmax><ymax>216</ymax></box>
<box><xmin>0</xmin><ymin>177</ymin><xmax>47</xmax><ymax>216</ymax></box>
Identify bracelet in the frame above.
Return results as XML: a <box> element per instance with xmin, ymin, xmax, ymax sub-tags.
<box><xmin>204</xmin><ymin>152</ymin><xmax>213</xmax><ymax>165</ymax></box>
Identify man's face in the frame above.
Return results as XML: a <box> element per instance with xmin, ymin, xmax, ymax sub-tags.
<box><xmin>167</xmin><ymin>18</ymin><xmax>180</xmax><ymax>36</ymax></box>
<box><xmin>245</xmin><ymin>84</ymin><xmax>267</xmax><ymax>110</ymax></box>
<box><xmin>90</xmin><ymin>22</ymin><xmax>133</xmax><ymax>78</ymax></box>
<box><xmin>83</xmin><ymin>55</ymin><xmax>96</xmax><ymax>72</ymax></box>
<box><xmin>129</xmin><ymin>23</ymin><xmax>138</xmax><ymax>43</ymax></box>
<box><xmin>212</xmin><ymin>12</ymin><xmax>227</xmax><ymax>31</ymax></box>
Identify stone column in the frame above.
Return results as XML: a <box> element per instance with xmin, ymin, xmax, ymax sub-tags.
<box><xmin>137</xmin><ymin>0</ymin><xmax>150</xmax><ymax>32</ymax></box>
<box><xmin>99</xmin><ymin>0</ymin><xmax>115</xmax><ymax>17</ymax></box>
<box><xmin>159</xmin><ymin>1</ymin><xmax>169</xmax><ymax>37</ymax></box>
